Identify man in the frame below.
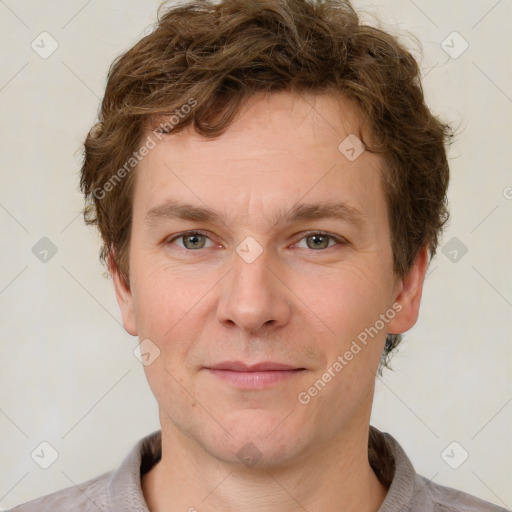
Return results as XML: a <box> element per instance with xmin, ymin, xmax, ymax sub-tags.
<box><xmin>9</xmin><ymin>0</ymin><xmax>508</xmax><ymax>510</ymax></box>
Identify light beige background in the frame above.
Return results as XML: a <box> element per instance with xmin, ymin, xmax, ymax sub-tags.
<box><xmin>1</xmin><ymin>0</ymin><xmax>511</xmax><ymax>509</ymax></box>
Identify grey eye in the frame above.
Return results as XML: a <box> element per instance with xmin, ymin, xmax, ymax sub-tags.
<box><xmin>300</xmin><ymin>233</ymin><xmax>337</xmax><ymax>250</ymax></box>
<box><xmin>181</xmin><ymin>233</ymin><xmax>207</xmax><ymax>249</ymax></box>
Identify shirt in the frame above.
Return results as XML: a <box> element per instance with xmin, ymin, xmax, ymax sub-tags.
<box><xmin>9</xmin><ymin>426</ymin><xmax>509</xmax><ymax>511</ymax></box>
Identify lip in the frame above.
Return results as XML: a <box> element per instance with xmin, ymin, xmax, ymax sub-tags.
<box><xmin>208</xmin><ymin>361</ymin><xmax>303</xmax><ymax>372</ymax></box>
<box><xmin>205</xmin><ymin>361</ymin><xmax>306</xmax><ymax>390</ymax></box>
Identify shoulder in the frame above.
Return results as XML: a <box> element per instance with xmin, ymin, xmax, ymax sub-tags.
<box><xmin>370</xmin><ymin>427</ymin><xmax>509</xmax><ymax>512</ymax></box>
<box><xmin>7</xmin><ymin>430</ymin><xmax>161</xmax><ymax>512</ymax></box>
<box><xmin>414</xmin><ymin>474</ymin><xmax>510</xmax><ymax>512</ymax></box>
<box><xmin>7</xmin><ymin>470</ymin><xmax>114</xmax><ymax>512</ymax></box>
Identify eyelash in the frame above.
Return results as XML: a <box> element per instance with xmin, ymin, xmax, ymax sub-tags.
<box><xmin>165</xmin><ymin>230</ymin><xmax>346</xmax><ymax>251</ymax></box>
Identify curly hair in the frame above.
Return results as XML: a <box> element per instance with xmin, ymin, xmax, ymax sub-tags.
<box><xmin>79</xmin><ymin>0</ymin><xmax>453</xmax><ymax>367</ymax></box>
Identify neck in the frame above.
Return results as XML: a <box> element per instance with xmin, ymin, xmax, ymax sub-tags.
<box><xmin>142</xmin><ymin>419</ymin><xmax>388</xmax><ymax>512</ymax></box>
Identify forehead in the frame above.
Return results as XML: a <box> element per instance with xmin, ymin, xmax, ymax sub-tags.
<box><xmin>147</xmin><ymin>92</ymin><xmax>368</xmax><ymax>159</ymax></box>
<box><xmin>132</xmin><ymin>92</ymin><xmax>385</xmax><ymax>228</ymax></box>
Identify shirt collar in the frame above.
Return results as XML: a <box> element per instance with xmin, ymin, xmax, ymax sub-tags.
<box><xmin>109</xmin><ymin>429</ymin><xmax>161</xmax><ymax>511</ymax></box>
<box><xmin>108</xmin><ymin>426</ymin><xmax>418</xmax><ymax>511</ymax></box>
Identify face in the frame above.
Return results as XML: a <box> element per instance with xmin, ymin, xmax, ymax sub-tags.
<box><xmin>113</xmin><ymin>92</ymin><xmax>427</xmax><ymax>468</ymax></box>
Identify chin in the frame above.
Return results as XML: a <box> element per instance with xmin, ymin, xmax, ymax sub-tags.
<box><xmin>202</xmin><ymin>411</ymin><xmax>310</xmax><ymax>469</ymax></box>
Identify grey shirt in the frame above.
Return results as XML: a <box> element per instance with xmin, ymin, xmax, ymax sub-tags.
<box><xmin>9</xmin><ymin>426</ymin><xmax>509</xmax><ymax>511</ymax></box>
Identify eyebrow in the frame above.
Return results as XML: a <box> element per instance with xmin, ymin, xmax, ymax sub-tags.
<box><xmin>143</xmin><ymin>198</ymin><xmax>365</xmax><ymax>230</ymax></box>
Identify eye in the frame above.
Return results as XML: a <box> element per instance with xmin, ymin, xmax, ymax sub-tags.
<box><xmin>165</xmin><ymin>230</ymin><xmax>346</xmax><ymax>251</ymax></box>
<box><xmin>295</xmin><ymin>231</ymin><xmax>346</xmax><ymax>250</ymax></box>
<box><xmin>167</xmin><ymin>231</ymin><xmax>215</xmax><ymax>250</ymax></box>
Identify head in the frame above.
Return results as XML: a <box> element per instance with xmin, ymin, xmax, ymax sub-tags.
<box><xmin>79</xmin><ymin>0</ymin><xmax>452</xmax><ymax>467</ymax></box>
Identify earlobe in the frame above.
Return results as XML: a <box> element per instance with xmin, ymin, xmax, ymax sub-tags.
<box><xmin>387</xmin><ymin>246</ymin><xmax>429</xmax><ymax>335</ymax></box>
<box><xmin>109</xmin><ymin>254</ymin><xmax>138</xmax><ymax>336</ymax></box>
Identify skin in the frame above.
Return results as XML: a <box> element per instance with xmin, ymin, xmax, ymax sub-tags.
<box><xmin>112</xmin><ymin>91</ymin><xmax>428</xmax><ymax>512</ymax></box>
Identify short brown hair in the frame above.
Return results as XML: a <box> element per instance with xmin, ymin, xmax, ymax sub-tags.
<box><xmin>79</xmin><ymin>0</ymin><xmax>453</xmax><ymax>365</ymax></box>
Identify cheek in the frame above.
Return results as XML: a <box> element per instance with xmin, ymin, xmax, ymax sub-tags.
<box><xmin>303</xmin><ymin>262</ymin><xmax>392</xmax><ymax>336</ymax></box>
<box><xmin>301</xmin><ymin>267</ymin><xmax>393</xmax><ymax>391</ymax></box>
<box><xmin>131</xmin><ymin>259</ymin><xmax>200</xmax><ymax>332</ymax></box>
<box><xmin>130</xmin><ymin>261</ymin><xmax>216</xmax><ymax>380</ymax></box>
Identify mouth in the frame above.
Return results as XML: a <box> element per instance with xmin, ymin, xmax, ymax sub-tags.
<box><xmin>205</xmin><ymin>361</ymin><xmax>306</xmax><ymax>389</ymax></box>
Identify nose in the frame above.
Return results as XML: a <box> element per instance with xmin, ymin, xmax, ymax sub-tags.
<box><xmin>216</xmin><ymin>245</ymin><xmax>292</xmax><ymax>334</ymax></box>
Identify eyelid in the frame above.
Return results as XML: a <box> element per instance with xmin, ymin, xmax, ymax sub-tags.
<box><xmin>165</xmin><ymin>229</ymin><xmax>347</xmax><ymax>249</ymax></box>
<box><xmin>165</xmin><ymin>230</ymin><xmax>215</xmax><ymax>247</ymax></box>
<box><xmin>293</xmin><ymin>230</ymin><xmax>347</xmax><ymax>248</ymax></box>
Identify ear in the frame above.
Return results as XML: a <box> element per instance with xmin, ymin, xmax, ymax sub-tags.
<box><xmin>109</xmin><ymin>254</ymin><xmax>138</xmax><ymax>336</ymax></box>
<box><xmin>387</xmin><ymin>245</ymin><xmax>429</xmax><ymax>335</ymax></box>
